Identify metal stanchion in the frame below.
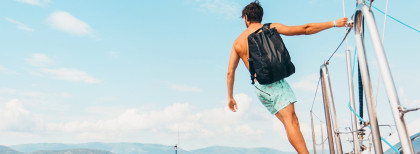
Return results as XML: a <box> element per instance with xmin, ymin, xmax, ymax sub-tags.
<box><xmin>311</xmin><ymin>112</ymin><xmax>317</xmax><ymax>154</ymax></box>
<box><xmin>321</xmin><ymin>64</ymin><xmax>343</xmax><ymax>154</ymax></box>
<box><xmin>321</xmin><ymin>123</ymin><xmax>325</xmax><ymax>154</ymax></box>
<box><xmin>354</xmin><ymin>5</ymin><xmax>383</xmax><ymax>153</ymax></box>
<box><xmin>345</xmin><ymin>49</ymin><xmax>360</xmax><ymax>154</ymax></box>
<box><xmin>320</xmin><ymin>67</ymin><xmax>335</xmax><ymax>154</ymax></box>
<box><xmin>360</xmin><ymin>4</ymin><xmax>414</xmax><ymax>154</ymax></box>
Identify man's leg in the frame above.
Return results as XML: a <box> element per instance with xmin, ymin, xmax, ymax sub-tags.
<box><xmin>275</xmin><ymin>103</ymin><xmax>309</xmax><ymax>154</ymax></box>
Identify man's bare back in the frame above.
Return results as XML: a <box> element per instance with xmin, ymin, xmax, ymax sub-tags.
<box><xmin>232</xmin><ymin>23</ymin><xmax>264</xmax><ymax>71</ymax></box>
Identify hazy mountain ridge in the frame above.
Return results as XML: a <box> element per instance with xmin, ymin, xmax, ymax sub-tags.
<box><xmin>186</xmin><ymin>146</ymin><xmax>293</xmax><ymax>154</ymax></box>
<box><xmin>8</xmin><ymin>142</ymin><xmax>299</xmax><ymax>154</ymax></box>
<box><xmin>0</xmin><ymin>145</ymin><xmax>24</xmax><ymax>154</ymax></box>
<box><xmin>30</xmin><ymin>148</ymin><xmax>114</xmax><ymax>154</ymax></box>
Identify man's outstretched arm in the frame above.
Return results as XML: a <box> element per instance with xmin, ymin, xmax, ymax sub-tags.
<box><xmin>227</xmin><ymin>44</ymin><xmax>240</xmax><ymax>112</ymax></box>
<box><xmin>272</xmin><ymin>17</ymin><xmax>348</xmax><ymax>36</ymax></box>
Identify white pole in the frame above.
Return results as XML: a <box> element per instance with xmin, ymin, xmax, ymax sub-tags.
<box><xmin>361</xmin><ymin>4</ymin><xmax>414</xmax><ymax>153</ymax></box>
<box><xmin>354</xmin><ymin>5</ymin><xmax>383</xmax><ymax>153</ymax></box>
<box><xmin>321</xmin><ymin>122</ymin><xmax>325</xmax><ymax>154</ymax></box>
<box><xmin>346</xmin><ymin>49</ymin><xmax>360</xmax><ymax>154</ymax></box>
<box><xmin>311</xmin><ymin>112</ymin><xmax>317</xmax><ymax>154</ymax></box>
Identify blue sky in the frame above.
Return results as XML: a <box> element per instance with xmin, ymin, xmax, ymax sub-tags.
<box><xmin>1</xmin><ymin>0</ymin><xmax>419</xmax><ymax>153</ymax></box>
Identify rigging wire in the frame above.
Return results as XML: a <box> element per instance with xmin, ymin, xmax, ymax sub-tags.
<box><xmin>368</xmin><ymin>2</ymin><xmax>420</xmax><ymax>34</ymax></box>
<box><xmin>326</xmin><ymin>26</ymin><xmax>353</xmax><ymax>63</ymax></box>
<box><xmin>316</xmin><ymin>137</ymin><xmax>329</xmax><ymax>145</ymax></box>
<box><xmin>348</xmin><ymin>102</ymin><xmax>400</xmax><ymax>153</ymax></box>
<box><xmin>312</xmin><ymin>111</ymin><xmax>325</xmax><ymax>123</ymax></box>
<box><xmin>310</xmin><ymin>77</ymin><xmax>321</xmax><ymax>112</ymax></box>
<box><xmin>342</xmin><ymin>0</ymin><xmax>349</xmax><ymax>51</ymax></box>
<box><xmin>373</xmin><ymin>0</ymin><xmax>390</xmax><ymax>108</ymax></box>
<box><xmin>381</xmin><ymin>0</ymin><xmax>390</xmax><ymax>44</ymax></box>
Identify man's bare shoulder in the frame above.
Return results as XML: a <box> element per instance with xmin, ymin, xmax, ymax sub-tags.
<box><xmin>233</xmin><ymin>29</ymin><xmax>254</xmax><ymax>53</ymax></box>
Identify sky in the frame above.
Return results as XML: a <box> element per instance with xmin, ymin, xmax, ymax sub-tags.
<box><xmin>0</xmin><ymin>0</ymin><xmax>420</xmax><ymax>153</ymax></box>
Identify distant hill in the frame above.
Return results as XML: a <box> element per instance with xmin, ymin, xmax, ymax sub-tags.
<box><xmin>0</xmin><ymin>145</ymin><xmax>24</xmax><ymax>154</ymax></box>
<box><xmin>30</xmin><ymin>148</ymin><xmax>114</xmax><ymax>154</ymax></box>
<box><xmin>8</xmin><ymin>142</ymin><xmax>305</xmax><ymax>154</ymax></box>
<box><xmin>186</xmin><ymin>146</ymin><xmax>294</xmax><ymax>154</ymax></box>
<box><xmin>11</xmin><ymin>143</ymin><xmax>176</xmax><ymax>154</ymax></box>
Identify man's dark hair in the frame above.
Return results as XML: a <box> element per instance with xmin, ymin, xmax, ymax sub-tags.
<box><xmin>241</xmin><ymin>1</ymin><xmax>263</xmax><ymax>23</ymax></box>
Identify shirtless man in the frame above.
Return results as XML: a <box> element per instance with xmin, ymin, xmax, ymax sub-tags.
<box><xmin>226</xmin><ymin>1</ymin><xmax>348</xmax><ymax>153</ymax></box>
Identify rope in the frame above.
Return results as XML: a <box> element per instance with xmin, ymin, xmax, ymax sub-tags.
<box><xmin>348</xmin><ymin>103</ymin><xmax>400</xmax><ymax>153</ymax></box>
<box><xmin>310</xmin><ymin>77</ymin><xmax>321</xmax><ymax>111</ymax></box>
<box><xmin>326</xmin><ymin>27</ymin><xmax>353</xmax><ymax>63</ymax></box>
<box><xmin>312</xmin><ymin>111</ymin><xmax>325</xmax><ymax>123</ymax></box>
<box><xmin>342</xmin><ymin>0</ymin><xmax>346</xmax><ymax>18</ymax></box>
<box><xmin>342</xmin><ymin>0</ymin><xmax>350</xmax><ymax>59</ymax></box>
<box><xmin>369</xmin><ymin>4</ymin><xmax>420</xmax><ymax>34</ymax></box>
<box><xmin>373</xmin><ymin>0</ymin><xmax>392</xmax><ymax>109</ymax></box>
<box><xmin>352</xmin><ymin>47</ymin><xmax>357</xmax><ymax>76</ymax></box>
<box><xmin>381</xmin><ymin>0</ymin><xmax>389</xmax><ymax>43</ymax></box>
<box><xmin>316</xmin><ymin>137</ymin><xmax>329</xmax><ymax>145</ymax></box>
<box><xmin>374</xmin><ymin>75</ymin><xmax>381</xmax><ymax>109</ymax></box>
<box><xmin>347</xmin><ymin>47</ymin><xmax>400</xmax><ymax>153</ymax></box>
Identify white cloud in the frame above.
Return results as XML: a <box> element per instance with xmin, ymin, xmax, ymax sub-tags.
<box><xmin>171</xmin><ymin>84</ymin><xmax>203</xmax><ymax>92</ymax></box>
<box><xmin>95</xmin><ymin>96</ymin><xmax>118</xmax><ymax>103</ymax></box>
<box><xmin>46</xmin><ymin>93</ymin><xmax>258</xmax><ymax>139</ymax></box>
<box><xmin>5</xmin><ymin>17</ymin><xmax>33</xmax><ymax>32</ymax></box>
<box><xmin>49</xmin><ymin>103</ymin><xmax>191</xmax><ymax>132</ymax></box>
<box><xmin>198</xmin><ymin>93</ymin><xmax>251</xmax><ymax>126</ymax></box>
<box><xmin>46</xmin><ymin>11</ymin><xmax>94</xmax><ymax>36</ymax></box>
<box><xmin>406</xmin><ymin>99</ymin><xmax>420</xmax><ymax>107</ymax></box>
<box><xmin>46</xmin><ymin>103</ymin><xmax>202</xmax><ymax>135</ymax></box>
<box><xmin>333</xmin><ymin>47</ymin><xmax>356</xmax><ymax>60</ymax></box>
<box><xmin>272</xmin><ymin>117</ymin><xmax>288</xmax><ymax>140</ymax></box>
<box><xmin>25</xmin><ymin>53</ymin><xmax>99</xmax><ymax>84</ymax></box>
<box><xmin>60</xmin><ymin>92</ymin><xmax>72</xmax><ymax>98</ymax></box>
<box><xmin>0</xmin><ymin>65</ymin><xmax>19</xmax><ymax>75</ymax></box>
<box><xmin>290</xmin><ymin>74</ymin><xmax>320</xmax><ymax>92</ymax></box>
<box><xmin>14</xmin><ymin>0</ymin><xmax>49</xmax><ymax>7</ymax></box>
<box><xmin>0</xmin><ymin>99</ymin><xmax>44</xmax><ymax>131</ymax></box>
<box><xmin>108</xmin><ymin>51</ymin><xmax>120</xmax><ymax>58</ymax></box>
<box><xmin>272</xmin><ymin>116</ymin><xmax>313</xmax><ymax>142</ymax></box>
<box><xmin>40</xmin><ymin>68</ymin><xmax>100</xmax><ymax>83</ymax></box>
<box><xmin>0</xmin><ymin>94</ymin><xmax>269</xmax><ymax>148</ymax></box>
<box><xmin>193</xmin><ymin>0</ymin><xmax>240</xmax><ymax>19</ymax></box>
<box><xmin>234</xmin><ymin>124</ymin><xmax>263</xmax><ymax>136</ymax></box>
<box><xmin>0</xmin><ymin>65</ymin><xmax>8</xmax><ymax>72</ymax></box>
<box><xmin>0</xmin><ymin>87</ymin><xmax>17</xmax><ymax>94</ymax></box>
<box><xmin>334</xmin><ymin>52</ymin><xmax>345</xmax><ymax>58</ymax></box>
<box><xmin>299</xmin><ymin>122</ymin><xmax>313</xmax><ymax>141</ymax></box>
<box><xmin>399</xmin><ymin>87</ymin><xmax>420</xmax><ymax>107</ymax></box>
<box><xmin>26</xmin><ymin>53</ymin><xmax>54</xmax><ymax>67</ymax></box>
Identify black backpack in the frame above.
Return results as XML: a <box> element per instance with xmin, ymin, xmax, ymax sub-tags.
<box><xmin>248</xmin><ymin>23</ymin><xmax>295</xmax><ymax>85</ymax></box>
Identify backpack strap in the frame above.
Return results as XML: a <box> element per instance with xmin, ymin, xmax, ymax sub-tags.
<box><xmin>249</xmin><ymin>57</ymin><xmax>255</xmax><ymax>84</ymax></box>
<box><xmin>263</xmin><ymin>23</ymin><xmax>271</xmax><ymax>30</ymax></box>
<box><xmin>252</xmin><ymin>23</ymin><xmax>272</xmax><ymax>34</ymax></box>
<box><xmin>248</xmin><ymin>23</ymin><xmax>273</xmax><ymax>85</ymax></box>
<box><xmin>252</xmin><ymin>27</ymin><xmax>263</xmax><ymax>34</ymax></box>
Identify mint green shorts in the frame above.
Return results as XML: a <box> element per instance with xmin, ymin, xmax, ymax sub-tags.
<box><xmin>254</xmin><ymin>79</ymin><xmax>297</xmax><ymax>115</ymax></box>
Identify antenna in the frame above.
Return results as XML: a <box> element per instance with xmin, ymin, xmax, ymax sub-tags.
<box><xmin>178</xmin><ymin>128</ymin><xmax>180</xmax><ymax>154</ymax></box>
<box><xmin>174</xmin><ymin>127</ymin><xmax>180</xmax><ymax>154</ymax></box>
